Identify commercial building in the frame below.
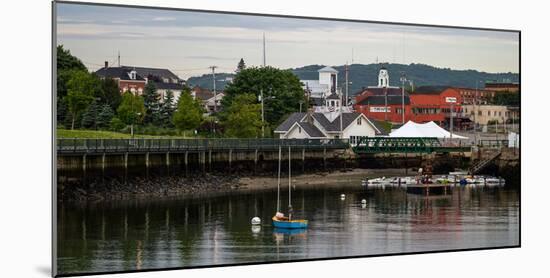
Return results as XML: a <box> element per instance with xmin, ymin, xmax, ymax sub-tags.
<box><xmin>353</xmin><ymin>68</ymin><xmax>465</xmax><ymax>128</ymax></box>
<box><xmin>461</xmin><ymin>104</ymin><xmax>520</xmax><ymax>125</ymax></box>
<box><xmin>484</xmin><ymin>81</ymin><xmax>519</xmax><ymax>92</ymax></box>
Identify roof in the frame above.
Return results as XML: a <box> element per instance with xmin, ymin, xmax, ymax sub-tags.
<box><xmin>318</xmin><ymin>66</ymin><xmax>338</xmax><ymax>73</ymax></box>
<box><xmin>297</xmin><ymin>122</ymin><xmax>325</xmax><ymax>137</ymax></box>
<box><xmin>326</xmin><ymin>93</ymin><xmax>341</xmax><ymax>100</ymax></box>
<box><xmin>312</xmin><ymin>112</ymin><xmax>362</xmax><ymax>132</ymax></box>
<box><xmin>274</xmin><ymin>112</ymin><xmax>306</xmax><ymax>132</ymax></box>
<box><xmin>358</xmin><ymin>87</ymin><xmax>403</xmax><ymax>96</ymax></box>
<box><xmin>356</xmin><ymin>95</ymin><xmax>411</xmax><ymax>106</ymax></box>
<box><xmin>125</xmin><ymin>66</ymin><xmax>180</xmax><ymax>81</ymax></box>
<box><xmin>154</xmin><ymin>82</ymin><xmax>183</xmax><ymax>90</ymax></box>
<box><xmin>412</xmin><ymin>86</ymin><xmax>452</xmax><ymax>94</ymax></box>
<box><xmin>95</xmin><ymin>67</ymin><xmax>146</xmax><ymax>81</ymax></box>
<box><xmin>367</xmin><ymin>119</ymin><xmax>390</xmax><ymax>135</ymax></box>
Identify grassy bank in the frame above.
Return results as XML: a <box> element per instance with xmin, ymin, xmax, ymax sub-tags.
<box><xmin>57</xmin><ymin>129</ymin><xmax>176</xmax><ymax>139</ymax></box>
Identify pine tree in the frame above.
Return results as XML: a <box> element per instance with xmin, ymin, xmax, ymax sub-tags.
<box><xmin>81</xmin><ymin>99</ymin><xmax>101</xmax><ymax>129</ymax></box>
<box><xmin>97</xmin><ymin>104</ymin><xmax>115</xmax><ymax>129</ymax></box>
<box><xmin>142</xmin><ymin>82</ymin><xmax>160</xmax><ymax>125</ymax></box>
<box><xmin>158</xmin><ymin>90</ymin><xmax>175</xmax><ymax>127</ymax></box>
<box><xmin>237</xmin><ymin>58</ymin><xmax>246</xmax><ymax>72</ymax></box>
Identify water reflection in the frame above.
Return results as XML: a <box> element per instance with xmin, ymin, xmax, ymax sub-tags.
<box><xmin>57</xmin><ymin>185</ymin><xmax>519</xmax><ymax>275</ymax></box>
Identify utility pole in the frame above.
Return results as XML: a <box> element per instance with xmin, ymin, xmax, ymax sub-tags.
<box><xmin>450</xmin><ymin>102</ymin><xmax>454</xmax><ymax>140</ymax></box>
<box><xmin>209</xmin><ymin>66</ymin><xmax>218</xmax><ymax>112</ymax></box>
<box><xmin>117</xmin><ymin>50</ymin><xmax>120</xmax><ymax>67</ymax></box>
<box><xmin>260</xmin><ymin>88</ymin><xmax>264</xmax><ymax>137</ymax></box>
<box><xmin>384</xmin><ymin>87</ymin><xmax>388</xmax><ymax>122</ymax></box>
<box><xmin>345</xmin><ymin>63</ymin><xmax>349</xmax><ymax>108</ymax></box>
<box><xmin>400</xmin><ymin>72</ymin><xmax>406</xmax><ymax>124</ymax></box>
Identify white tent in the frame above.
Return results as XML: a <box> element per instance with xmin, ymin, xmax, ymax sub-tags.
<box><xmin>389</xmin><ymin>121</ymin><xmax>468</xmax><ymax>139</ymax></box>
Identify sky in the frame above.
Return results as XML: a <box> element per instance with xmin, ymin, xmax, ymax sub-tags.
<box><xmin>56</xmin><ymin>3</ymin><xmax>520</xmax><ymax>79</ymax></box>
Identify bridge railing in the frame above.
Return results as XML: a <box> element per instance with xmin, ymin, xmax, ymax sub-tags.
<box><xmin>352</xmin><ymin>136</ymin><xmax>471</xmax><ymax>153</ymax></box>
<box><xmin>57</xmin><ymin>138</ymin><xmax>350</xmax><ymax>154</ymax></box>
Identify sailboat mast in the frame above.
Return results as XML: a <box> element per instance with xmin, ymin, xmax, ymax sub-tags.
<box><xmin>277</xmin><ymin>146</ymin><xmax>281</xmax><ymax>212</ymax></box>
<box><xmin>288</xmin><ymin>146</ymin><xmax>291</xmax><ymax>208</ymax></box>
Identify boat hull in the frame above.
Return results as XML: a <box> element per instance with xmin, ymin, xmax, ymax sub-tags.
<box><xmin>272</xmin><ymin>217</ymin><xmax>308</xmax><ymax>229</ymax></box>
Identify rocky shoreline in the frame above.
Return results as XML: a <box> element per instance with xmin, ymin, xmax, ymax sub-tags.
<box><xmin>58</xmin><ymin>168</ymin><xmax>411</xmax><ymax>203</ymax></box>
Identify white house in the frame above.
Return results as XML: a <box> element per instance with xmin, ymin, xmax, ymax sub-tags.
<box><xmin>275</xmin><ymin>93</ymin><xmax>388</xmax><ymax>141</ymax></box>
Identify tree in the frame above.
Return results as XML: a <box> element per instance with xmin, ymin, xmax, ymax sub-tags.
<box><xmin>142</xmin><ymin>82</ymin><xmax>161</xmax><ymax>124</ymax></box>
<box><xmin>81</xmin><ymin>99</ymin><xmax>101</xmax><ymax>129</ymax></box>
<box><xmin>66</xmin><ymin>70</ymin><xmax>99</xmax><ymax>129</ymax></box>
<box><xmin>97</xmin><ymin>104</ymin><xmax>115</xmax><ymax>129</ymax></box>
<box><xmin>222</xmin><ymin>66</ymin><xmax>306</xmax><ymax>135</ymax></box>
<box><xmin>100</xmin><ymin>77</ymin><xmax>122</xmax><ymax>110</ymax></box>
<box><xmin>158</xmin><ymin>90</ymin><xmax>176</xmax><ymax>127</ymax></box>
<box><xmin>57</xmin><ymin>45</ymin><xmax>86</xmax><ymax>72</ymax></box>
<box><xmin>172</xmin><ymin>86</ymin><xmax>203</xmax><ymax>136</ymax></box>
<box><xmin>117</xmin><ymin>92</ymin><xmax>145</xmax><ymax>136</ymax></box>
<box><xmin>236</xmin><ymin>58</ymin><xmax>246</xmax><ymax>72</ymax></box>
<box><xmin>223</xmin><ymin>93</ymin><xmax>262</xmax><ymax>138</ymax></box>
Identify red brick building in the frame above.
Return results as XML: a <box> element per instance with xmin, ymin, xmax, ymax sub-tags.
<box><xmin>354</xmin><ymin>85</ymin><xmax>467</xmax><ymax>128</ymax></box>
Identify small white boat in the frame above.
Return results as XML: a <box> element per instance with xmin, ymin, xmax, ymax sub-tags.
<box><xmin>364</xmin><ymin>177</ymin><xmax>391</xmax><ymax>187</ymax></box>
<box><xmin>481</xmin><ymin>176</ymin><xmax>505</xmax><ymax>186</ymax></box>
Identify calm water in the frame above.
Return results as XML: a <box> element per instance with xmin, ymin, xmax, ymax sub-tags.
<box><xmin>57</xmin><ymin>183</ymin><xmax>519</xmax><ymax>275</ymax></box>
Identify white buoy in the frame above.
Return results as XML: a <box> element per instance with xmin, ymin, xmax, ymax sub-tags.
<box><xmin>251</xmin><ymin>217</ymin><xmax>261</xmax><ymax>225</ymax></box>
<box><xmin>340</xmin><ymin>194</ymin><xmax>346</xmax><ymax>200</ymax></box>
<box><xmin>361</xmin><ymin>199</ymin><xmax>367</xmax><ymax>204</ymax></box>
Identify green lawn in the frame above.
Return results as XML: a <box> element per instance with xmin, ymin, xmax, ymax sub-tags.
<box><xmin>56</xmin><ymin>129</ymin><xmax>175</xmax><ymax>139</ymax></box>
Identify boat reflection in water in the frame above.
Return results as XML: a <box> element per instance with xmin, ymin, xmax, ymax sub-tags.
<box><xmin>273</xmin><ymin>227</ymin><xmax>307</xmax><ymax>243</ymax></box>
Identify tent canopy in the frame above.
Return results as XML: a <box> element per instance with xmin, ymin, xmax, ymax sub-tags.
<box><xmin>389</xmin><ymin>121</ymin><xmax>468</xmax><ymax>139</ymax></box>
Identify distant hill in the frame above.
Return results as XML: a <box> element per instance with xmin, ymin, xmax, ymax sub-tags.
<box><xmin>187</xmin><ymin>63</ymin><xmax>519</xmax><ymax>95</ymax></box>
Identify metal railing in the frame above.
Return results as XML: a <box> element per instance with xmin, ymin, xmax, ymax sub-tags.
<box><xmin>352</xmin><ymin>137</ymin><xmax>471</xmax><ymax>154</ymax></box>
<box><xmin>57</xmin><ymin>138</ymin><xmax>350</xmax><ymax>154</ymax></box>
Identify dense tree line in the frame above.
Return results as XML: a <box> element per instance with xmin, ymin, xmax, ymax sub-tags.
<box><xmin>57</xmin><ymin>49</ymin><xmax>306</xmax><ymax>138</ymax></box>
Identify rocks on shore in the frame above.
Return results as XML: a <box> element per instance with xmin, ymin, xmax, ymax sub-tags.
<box><xmin>59</xmin><ymin>174</ymin><xmax>241</xmax><ymax>202</ymax></box>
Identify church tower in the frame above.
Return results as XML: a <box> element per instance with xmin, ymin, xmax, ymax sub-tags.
<box><xmin>378</xmin><ymin>67</ymin><xmax>389</xmax><ymax>88</ymax></box>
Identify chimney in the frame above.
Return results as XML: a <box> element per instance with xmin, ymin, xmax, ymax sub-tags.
<box><xmin>104</xmin><ymin>61</ymin><xmax>108</xmax><ymax>68</ymax></box>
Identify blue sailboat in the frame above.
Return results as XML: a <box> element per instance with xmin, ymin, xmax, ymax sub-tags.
<box><xmin>272</xmin><ymin>146</ymin><xmax>309</xmax><ymax>229</ymax></box>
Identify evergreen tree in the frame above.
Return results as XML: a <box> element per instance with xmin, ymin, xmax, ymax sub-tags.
<box><xmin>100</xmin><ymin>77</ymin><xmax>122</xmax><ymax>110</ymax></box>
<box><xmin>81</xmin><ymin>99</ymin><xmax>101</xmax><ymax>129</ymax></box>
<box><xmin>56</xmin><ymin>97</ymin><xmax>68</xmax><ymax>128</ymax></box>
<box><xmin>142</xmin><ymin>82</ymin><xmax>160</xmax><ymax>124</ymax></box>
<box><xmin>158</xmin><ymin>90</ymin><xmax>175</xmax><ymax>127</ymax></box>
<box><xmin>237</xmin><ymin>58</ymin><xmax>246</xmax><ymax>72</ymax></box>
<box><xmin>172</xmin><ymin>86</ymin><xmax>203</xmax><ymax>136</ymax></box>
<box><xmin>97</xmin><ymin>104</ymin><xmax>115</xmax><ymax>129</ymax></box>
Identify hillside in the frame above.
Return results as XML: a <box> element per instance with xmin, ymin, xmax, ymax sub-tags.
<box><xmin>187</xmin><ymin>63</ymin><xmax>519</xmax><ymax>95</ymax></box>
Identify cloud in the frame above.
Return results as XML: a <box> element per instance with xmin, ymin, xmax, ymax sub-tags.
<box><xmin>152</xmin><ymin>16</ymin><xmax>176</xmax><ymax>21</ymax></box>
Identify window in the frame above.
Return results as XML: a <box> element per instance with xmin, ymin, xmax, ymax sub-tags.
<box><xmin>298</xmin><ymin>126</ymin><xmax>302</xmax><ymax>133</ymax></box>
<box><xmin>357</xmin><ymin>118</ymin><xmax>362</xmax><ymax>125</ymax></box>
<box><xmin>478</xmin><ymin>111</ymin><xmax>482</xmax><ymax>116</ymax></box>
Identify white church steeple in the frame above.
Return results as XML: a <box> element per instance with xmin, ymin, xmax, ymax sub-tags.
<box><xmin>378</xmin><ymin>67</ymin><xmax>389</xmax><ymax>88</ymax></box>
